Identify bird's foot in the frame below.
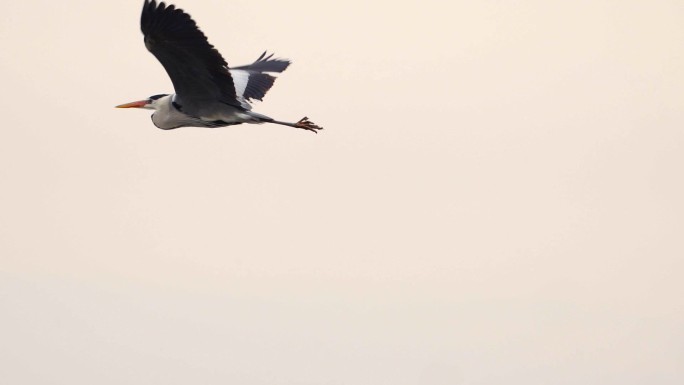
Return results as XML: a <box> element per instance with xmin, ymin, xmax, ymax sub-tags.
<box><xmin>295</xmin><ymin>117</ymin><xmax>323</xmax><ymax>133</ymax></box>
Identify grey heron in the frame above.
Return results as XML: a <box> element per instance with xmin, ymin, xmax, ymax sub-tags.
<box><xmin>116</xmin><ymin>0</ymin><xmax>322</xmax><ymax>133</ymax></box>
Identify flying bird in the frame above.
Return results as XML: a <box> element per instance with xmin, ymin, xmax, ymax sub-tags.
<box><xmin>116</xmin><ymin>0</ymin><xmax>322</xmax><ymax>133</ymax></box>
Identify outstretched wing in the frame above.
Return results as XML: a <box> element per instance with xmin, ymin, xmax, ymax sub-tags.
<box><xmin>230</xmin><ymin>52</ymin><xmax>291</xmax><ymax>102</ymax></box>
<box><xmin>141</xmin><ymin>0</ymin><xmax>239</xmax><ymax>109</ymax></box>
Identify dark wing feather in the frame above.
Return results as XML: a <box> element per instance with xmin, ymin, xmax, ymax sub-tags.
<box><xmin>232</xmin><ymin>52</ymin><xmax>291</xmax><ymax>102</ymax></box>
<box><xmin>141</xmin><ymin>0</ymin><xmax>239</xmax><ymax>108</ymax></box>
<box><xmin>232</xmin><ymin>52</ymin><xmax>291</xmax><ymax>73</ymax></box>
<box><xmin>242</xmin><ymin>74</ymin><xmax>275</xmax><ymax>101</ymax></box>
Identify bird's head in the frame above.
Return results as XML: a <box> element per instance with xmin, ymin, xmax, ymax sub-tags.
<box><xmin>116</xmin><ymin>94</ymin><xmax>168</xmax><ymax>110</ymax></box>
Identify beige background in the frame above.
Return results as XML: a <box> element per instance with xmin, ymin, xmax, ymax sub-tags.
<box><xmin>1</xmin><ymin>0</ymin><xmax>683</xmax><ymax>383</ymax></box>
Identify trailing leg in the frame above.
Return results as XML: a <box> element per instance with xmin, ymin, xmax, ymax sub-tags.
<box><xmin>269</xmin><ymin>117</ymin><xmax>323</xmax><ymax>133</ymax></box>
<box><xmin>246</xmin><ymin>111</ymin><xmax>323</xmax><ymax>133</ymax></box>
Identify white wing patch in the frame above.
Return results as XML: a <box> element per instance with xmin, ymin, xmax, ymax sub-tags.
<box><xmin>230</xmin><ymin>69</ymin><xmax>250</xmax><ymax>98</ymax></box>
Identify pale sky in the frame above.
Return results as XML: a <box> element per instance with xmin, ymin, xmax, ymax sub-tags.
<box><xmin>1</xmin><ymin>0</ymin><xmax>683</xmax><ymax>384</ymax></box>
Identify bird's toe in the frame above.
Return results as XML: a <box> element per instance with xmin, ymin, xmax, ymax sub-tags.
<box><xmin>295</xmin><ymin>117</ymin><xmax>323</xmax><ymax>133</ymax></box>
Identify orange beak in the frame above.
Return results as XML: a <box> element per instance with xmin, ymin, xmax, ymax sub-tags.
<box><xmin>115</xmin><ymin>100</ymin><xmax>148</xmax><ymax>108</ymax></box>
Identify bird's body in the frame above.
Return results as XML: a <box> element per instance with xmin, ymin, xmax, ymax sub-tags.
<box><xmin>117</xmin><ymin>0</ymin><xmax>322</xmax><ymax>133</ymax></box>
